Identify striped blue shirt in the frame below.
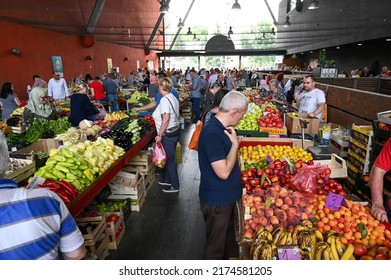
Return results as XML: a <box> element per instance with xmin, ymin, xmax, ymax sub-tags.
<box><xmin>0</xmin><ymin>179</ymin><xmax>84</xmax><ymax>260</ymax></box>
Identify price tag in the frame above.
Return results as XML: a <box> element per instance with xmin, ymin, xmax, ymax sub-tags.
<box><xmin>26</xmin><ymin>177</ymin><xmax>46</xmax><ymax>190</ymax></box>
<box><xmin>11</xmin><ymin>147</ymin><xmax>17</xmax><ymax>152</ymax></box>
<box><xmin>277</xmin><ymin>246</ymin><xmax>301</xmax><ymax>260</ymax></box>
<box><xmin>266</xmin><ymin>155</ymin><xmax>273</xmax><ymax>163</ymax></box>
<box><xmin>325</xmin><ymin>193</ymin><xmax>349</xmax><ymax>210</ymax></box>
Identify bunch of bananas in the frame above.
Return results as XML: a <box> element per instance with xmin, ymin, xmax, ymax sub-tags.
<box><xmin>250</xmin><ymin>228</ymin><xmax>277</xmax><ymax>260</ymax></box>
<box><xmin>318</xmin><ymin>232</ymin><xmax>355</xmax><ymax>260</ymax></box>
<box><xmin>104</xmin><ymin>111</ymin><xmax>128</xmax><ymax>121</ymax></box>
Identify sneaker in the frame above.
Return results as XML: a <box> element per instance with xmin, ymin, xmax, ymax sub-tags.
<box><xmin>158</xmin><ymin>180</ymin><xmax>171</xmax><ymax>186</ymax></box>
<box><xmin>162</xmin><ymin>186</ymin><xmax>179</xmax><ymax>193</ymax></box>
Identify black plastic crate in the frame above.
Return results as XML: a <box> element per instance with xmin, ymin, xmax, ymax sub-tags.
<box><xmin>95</xmin><ymin>185</ymin><xmax>112</xmax><ymax>203</ymax></box>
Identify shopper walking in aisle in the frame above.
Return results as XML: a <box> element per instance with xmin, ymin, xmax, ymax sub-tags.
<box><xmin>295</xmin><ymin>75</ymin><xmax>326</xmax><ymax>121</ymax></box>
<box><xmin>100</xmin><ymin>73</ymin><xmax>119</xmax><ymax>112</ymax></box>
<box><xmin>369</xmin><ymin>137</ymin><xmax>391</xmax><ymax>222</ymax></box>
<box><xmin>201</xmin><ymin>83</ymin><xmax>222</xmax><ymax>118</ymax></box>
<box><xmin>0</xmin><ymin>132</ymin><xmax>86</xmax><ymax>260</ymax></box>
<box><xmin>189</xmin><ymin>69</ymin><xmax>202</xmax><ymax>123</ymax></box>
<box><xmin>48</xmin><ymin>71</ymin><xmax>69</xmax><ymax>101</ymax></box>
<box><xmin>0</xmin><ymin>82</ymin><xmax>21</xmax><ymax>122</ymax></box>
<box><xmin>226</xmin><ymin>70</ymin><xmax>237</xmax><ymax>91</ymax></box>
<box><xmin>198</xmin><ymin>91</ymin><xmax>248</xmax><ymax>259</ymax></box>
<box><xmin>153</xmin><ymin>77</ymin><xmax>181</xmax><ymax>193</ymax></box>
<box><xmin>86</xmin><ymin>76</ymin><xmax>107</xmax><ymax>104</ymax></box>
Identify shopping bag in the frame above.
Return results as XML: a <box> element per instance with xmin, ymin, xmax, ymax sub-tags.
<box><xmin>188</xmin><ymin>122</ymin><xmax>203</xmax><ymax>150</ymax></box>
<box><xmin>152</xmin><ymin>142</ymin><xmax>167</xmax><ymax>168</ymax></box>
<box><xmin>175</xmin><ymin>141</ymin><xmax>182</xmax><ymax>164</ymax></box>
<box><xmin>95</xmin><ymin>103</ymin><xmax>107</xmax><ymax>120</ymax></box>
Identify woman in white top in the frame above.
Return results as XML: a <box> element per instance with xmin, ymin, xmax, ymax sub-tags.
<box><xmin>153</xmin><ymin>77</ymin><xmax>181</xmax><ymax>193</ymax></box>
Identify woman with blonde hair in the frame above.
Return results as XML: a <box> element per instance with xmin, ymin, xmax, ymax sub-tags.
<box><xmin>69</xmin><ymin>82</ymin><xmax>97</xmax><ymax>127</ymax></box>
<box><xmin>153</xmin><ymin>77</ymin><xmax>181</xmax><ymax>193</ymax></box>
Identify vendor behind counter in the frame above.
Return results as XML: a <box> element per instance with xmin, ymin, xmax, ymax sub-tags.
<box><xmin>23</xmin><ymin>87</ymin><xmax>57</xmax><ymax>128</ymax></box>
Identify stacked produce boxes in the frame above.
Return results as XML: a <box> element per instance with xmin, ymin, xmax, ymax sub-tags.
<box><xmin>345</xmin><ymin>125</ymin><xmax>373</xmax><ymax>200</ymax></box>
<box><xmin>181</xmin><ymin>104</ymin><xmax>192</xmax><ymax>124</ymax></box>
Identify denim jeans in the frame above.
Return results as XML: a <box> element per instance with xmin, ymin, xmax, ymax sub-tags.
<box><xmin>192</xmin><ymin>97</ymin><xmax>201</xmax><ymax>122</ymax></box>
<box><xmin>108</xmin><ymin>94</ymin><xmax>118</xmax><ymax>112</ymax></box>
<box><xmin>161</xmin><ymin>133</ymin><xmax>181</xmax><ymax>189</ymax></box>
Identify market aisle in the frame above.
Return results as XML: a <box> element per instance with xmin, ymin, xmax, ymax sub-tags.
<box><xmin>108</xmin><ymin>123</ymin><xmax>238</xmax><ymax>260</ymax></box>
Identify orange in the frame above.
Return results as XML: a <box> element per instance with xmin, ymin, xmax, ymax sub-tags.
<box><xmin>317</xmin><ymin>221</ymin><xmax>325</xmax><ymax>228</ymax></box>
<box><xmin>321</xmin><ymin>217</ymin><xmax>329</xmax><ymax>224</ymax></box>
<box><xmin>371</xmin><ymin>229</ymin><xmax>380</xmax><ymax>237</ymax></box>
<box><xmin>328</xmin><ymin>220</ymin><xmax>336</xmax><ymax>227</ymax></box>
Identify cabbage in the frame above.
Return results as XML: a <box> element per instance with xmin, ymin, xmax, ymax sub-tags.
<box><xmin>67</xmin><ymin>127</ymin><xmax>79</xmax><ymax>134</ymax></box>
<box><xmin>79</xmin><ymin>119</ymin><xmax>93</xmax><ymax>129</ymax></box>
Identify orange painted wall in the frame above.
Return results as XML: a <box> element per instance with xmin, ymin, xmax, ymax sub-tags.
<box><xmin>0</xmin><ymin>20</ymin><xmax>158</xmax><ymax>100</ymax></box>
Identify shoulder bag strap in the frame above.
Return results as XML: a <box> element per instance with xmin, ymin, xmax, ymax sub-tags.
<box><xmin>165</xmin><ymin>96</ymin><xmax>180</xmax><ymax>121</ymax></box>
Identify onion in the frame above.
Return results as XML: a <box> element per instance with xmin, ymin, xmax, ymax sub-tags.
<box><xmin>99</xmin><ymin>127</ymin><xmax>110</xmax><ymax>136</ymax></box>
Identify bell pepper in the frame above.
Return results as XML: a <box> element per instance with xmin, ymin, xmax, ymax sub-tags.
<box><xmin>55</xmin><ymin>189</ymin><xmax>71</xmax><ymax>204</ymax></box>
<box><xmin>66</xmin><ymin>172</ymin><xmax>77</xmax><ymax>180</ymax></box>
<box><xmin>61</xmin><ymin>148</ymin><xmax>74</xmax><ymax>158</ymax></box>
<box><xmin>56</xmin><ymin>162</ymin><xmax>74</xmax><ymax>168</ymax></box>
<box><xmin>53</xmin><ymin>169</ymin><xmax>66</xmax><ymax>180</ymax></box>
<box><xmin>54</xmin><ymin>165</ymin><xmax>69</xmax><ymax>174</ymax></box>
<box><xmin>41</xmin><ymin>171</ymin><xmax>58</xmax><ymax>181</ymax></box>
<box><xmin>52</xmin><ymin>154</ymin><xmax>67</xmax><ymax>162</ymax></box>
<box><xmin>83</xmin><ymin>170</ymin><xmax>94</xmax><ymax>182</ymax></box>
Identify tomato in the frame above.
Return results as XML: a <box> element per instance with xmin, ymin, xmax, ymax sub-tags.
<box><xmin>276</xmin><ymin>122</ymin><xmax>284</xmax><ymax>128</ymax></box>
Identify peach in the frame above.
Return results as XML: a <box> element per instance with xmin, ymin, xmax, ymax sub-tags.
<box><xmin>280</xmin><ymin>204</ymin><xmax>289</xmax><ymax>211</ymax></box>
<box><xmin>275</xmin><ymin>198</ymin><xmax>284</xmax><ymax>207</ymax></box>
<box><xmin>250</xmin><ymin>207</ymin><xmax>257</xmax><ymax>214</ymax></box>
<box><xmin>279</xmin><ymin>187</ymin><xmax>289</xmax><ymax>198</ymax></box>
<box><xmin>244</xmin><ymin>229</ymin><xmax>254</xmax><ymax>239</ymax></box>
<box><xmin>277</xmin><ymin>210</ymin><xmax>288</xmax><ymax>222</ymax></box>
<box><xmin>265</xmin><ymin>208</ymin><xmax>274</xmax><ymax>217</ymax></box>
<box><xmin>259</xmin><ymin>216</ymin><xmax>268</xmax><ymax>226</ymax></box>
<box><xmin>246</xmin><ymin>195</ymin><xmax>254</xmax><ymax>204</ymax></box>
<box><xmin>270</xmin><ymin>215</ymin><xmax>279</xmax><ymax>225</ymax></box>
<box><xmin>252</xmin><ymin>214</ymin><xmax>260</xmax><ymax>224</ymax></box>
<box><xmin>250</xmin><ymin>222</ymin><xmax>257</xmax><ymax>231</ymax></box>
<box><xmin>254</xmin><ymin>196</ymin><xmax>262</xmax><ymax>202</ymax></box>
<box><xmin>253</xmin><ymin>189</ymin><xmax>265</xmax><ymax>197</ymax></box>
<box><xmin>301</xmin><ymin>212</ymin><xmax>309</xmax><ymax>220</ymax></box>
<box><xmin>288</xmin><ymin>215</ymin><xmax>300</xmax><ymax>226</ymax></box>
<box><xmin>272</xmin><ymin>183</ymin><xmax>282</xmax><ymax>192</ymax></box>
<box><xmin>284</xmin><ymin>197</ymin><xmax>293</xmax><ymax>206</ymax></box>
<box><xmin>287</xmin><ymin>207</ymin><xmax>297</xmax><ymax>218</ymax></box>
<box><xmin>255</xmin><ymin>224</ymin><xmax>263</xmax><ymax>231</ymax></box>
<box><xmin>265</xmin><ymin>223</ymin><xmax>273</xmax><ymax>232</ymax></box>
<box><xmin>256</xmin><ymin>208</ymin><xmax>265</xmax><ymax>216</ymax></box>
<box><xmin>292</xmin><ymin>196</ymin><xmax>300</xmax><ymax>205</ymax></box>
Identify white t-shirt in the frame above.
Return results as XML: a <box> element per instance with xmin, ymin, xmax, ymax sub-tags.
<box><xmin>298</xmin><ymin>88</ymin><xmax>326</xmax><ymax>120</ymax></box>
<box><xmin>152</xmin><ymin>93</ymin><xmax>180</xmax><ymax>133</ymax></box>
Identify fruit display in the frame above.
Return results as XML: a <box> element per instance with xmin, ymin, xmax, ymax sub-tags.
<box><xmin>257</xmin><ymin>106</ymin><xmax>284</xmax><ymax>129</ymax></box>
<box><xmin>235</xmin><ymin>103</ymin><xmax>262</xmax><ymax>131</ymax></box>
<box><xmin>104</xmin><ymin>111</ymin><xmax>129</xmax><ymax>122</ymax></box>
<box><xmin>378</xmin><ymin>122</ymin><xmax>391</xmax><ymax>131</ymax></box>
<box><xmin>239</xmin><ymin>144</ymin><xmax>313</xmax><ymax>162</ymax></box>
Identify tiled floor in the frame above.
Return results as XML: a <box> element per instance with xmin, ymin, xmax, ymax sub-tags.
<box><xmin>107</xmin><ymin>123</ymin><xmax>239</xmax><ymax>260</ymax></box>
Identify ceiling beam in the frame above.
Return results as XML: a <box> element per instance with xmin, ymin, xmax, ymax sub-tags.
<box><xmin>146</xmin><ymin>0</ymin><xmax>171</xmax><ymax>49</ymax></box>
<box><xmin>169</xmin><ymin>0</ymin><xmax>196</xmax><ymax>50</ymax></box>
<box><xmin>264</xmin><ymin>0</ymin><xmax>278</xmax><ymax>26</ymax></box>
<box><xmin>86</xmin><ymin>0</ymin><xmax>106</xmax><ymax>34</ymax></box>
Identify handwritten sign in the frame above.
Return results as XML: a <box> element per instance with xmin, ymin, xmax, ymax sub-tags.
<box><xmin>277</xmin><ymin>246</ymin><xmax>301</xmax><ymax>260</ymax></box>
<box><xmin>325</xmin><ymin>193</ymin><xmax>349</xmax><ymax>210</ymax></box>
<box><xmin>266</xmin><ymin>155</ymin><xmax>273</xmax><ymax>163</ymax></box>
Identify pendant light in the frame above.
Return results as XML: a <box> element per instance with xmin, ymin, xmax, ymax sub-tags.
<box><xmin>308</xmin><ymin>0</ymin><xmax>319</xmax><ymax>10</ymax></box>
<box><xmin>232</xmin><ymin>0</ymin><xmax>241</xmax><ymax>10</ymax></box>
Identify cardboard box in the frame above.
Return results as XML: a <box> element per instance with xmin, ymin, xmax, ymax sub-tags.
<box><xmin>285</xmin><ymin>113</ymin><xmax>320</xmax><ymax>134</ymax></box>
<box><xmin>291</xmin><ymin>138</ymin><xmax>315</xmax><ymax>150</ymax></box>
<box><xmin>12</xmin><ymin>139</ymin><xmax>61</xmax><ymax>155</ymax></box>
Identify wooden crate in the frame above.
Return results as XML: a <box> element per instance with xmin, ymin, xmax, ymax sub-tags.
<box><xmin>108</xmin><ymin>171</ymin><xmax>144</xmax><ymax>200</ymax></box>
<box><xmin>313</xmin><ymin>153</ymin><xmax>348</xmax><ymax>178</ymax></box>
<box><xmin>131</xmin><ymin>193</ymin><xmax>145</xmax><ymax>212</ymax></box>
<box><xmin>86</xmin><ymin>232</ymin><xmax>110</xmax><ymax>260</ymax></box>
<box><xmin>76</xmin><ymin>217</ymin><xmax>106</xmax><ymax>247</ymax></box>
<box><xmin>107</xmin><ymin>221</ymin><xmax>125</xmax><ymax>250</ymax></box>
<box><xmin>5</xmin><ymin>158</ymin><xmax>36</xmax><ymax>183</ymax></box>
<box><xmin>143</xmin><ymin>168</ymin><xmax>156</xmax><ymax>193</ymax></box>
<box><xmin>103</xmin><ymin>211</ymin><xmax>124</xmax><ymax>236</ymax></box>
<box><xmin>124</xmin><ymin>151</ymin><xmax>153</xmax><ymax>173</ymax></box>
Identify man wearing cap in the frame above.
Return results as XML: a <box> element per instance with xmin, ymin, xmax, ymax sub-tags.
<box><xmin>100</xmin><ymin>73</ymin><xmax>119</xmax><ymax>112</ymax></box>
<box><xmin>189</xmin><ymin>69</ymin><xmax>202</xmax><ymax>123</ymax></box>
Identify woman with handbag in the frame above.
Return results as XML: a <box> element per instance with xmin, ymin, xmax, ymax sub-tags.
<box><xmin>153</xmin><ymin>77</ymin><xmax>181</xmax><ymax>193</ymax></box>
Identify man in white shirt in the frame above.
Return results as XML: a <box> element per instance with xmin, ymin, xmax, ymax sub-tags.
<box><xmin>296</xmin><ymin>75</ymin><xmax>325</xmax><ymax>120</ymax></box>
<box><xmin>48</xmin><ymin>72</ymin><xmax>69</xmax><ymax>101</ymax></box>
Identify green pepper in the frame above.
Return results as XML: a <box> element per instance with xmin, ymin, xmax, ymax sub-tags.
<box><xmin>72</xmin><ymin>169</ymin><xmax>83</xmax><ymax>177</ymax></box>
<box><xmin>69</xmin><ymin>180</ymin><xmax>83</xmax><ymax>191</ymax></box>
<box><xmin>61</xmin><ymin>148</ymin><xmax>74</xmax><ymax>158</ymax></box>
<box><xmin>66</xmin><ymin>172</ymin><xmax>77</xmax><ymax>180</ymax></box>
<box><xmin>79</xmin><ymin>165</ymin><xmax>88</xmax><ymax>170</ymax></box>
<box><xmin>65</xmin><ymin>158</ymin><xmax>75</xmax><ymax>164</ymax></box>
<box><xmin>52</xmin><ymin>154</ymin><xmax>67</xmax><ymax>162</ymax></box>
<box><xmin>53</xmin><ymin>169</ymin><xmax>66</xmax><ymax>180</ymax></box>
<box><xmin>56</xmin><ymin>162</ymin><xmax>74</xmax><ymax>168</ymax></box>
<box><xmin>46</xmin><ymin>158</ymin><xmax>58</xmax><ymax>166</ymax></box>
<box><xmin>54</xmin><ymin>165</ymin><xmax>69</xmax><ymax>174</ymax></box>
<box><xmin>34</xmin><ymin>169</ymin><xmax>45</xmax><ymax>177</ymax></box>
<box><xmin>41</xmin><ymin>171</ymin><xmax>58</xmax><ymax>181</ymax></box>
<box><xmin>83</xmin><ymin>170</ymin><xmax>94</xmax><ymax>182</ymax></box>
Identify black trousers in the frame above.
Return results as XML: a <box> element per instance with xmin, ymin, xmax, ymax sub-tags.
<box><xmin>200</xmin><ymin>200</ymin><xmax>235</xmax><ymax>260</ymax></box>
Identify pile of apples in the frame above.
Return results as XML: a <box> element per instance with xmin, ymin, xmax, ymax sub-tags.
<box><xmin>257</xmin><ymin>107</ymin><xmax>284</xmax><ymax>128</ymax></box>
